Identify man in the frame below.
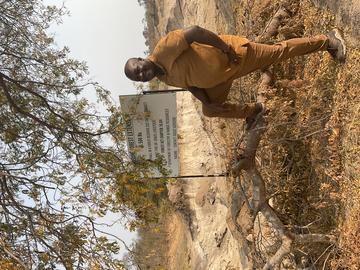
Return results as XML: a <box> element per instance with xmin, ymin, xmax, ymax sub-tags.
<box><xmin>124</xmin><ymin>25</ymin><xmax>346</xmax><ymax>119</ymax></box>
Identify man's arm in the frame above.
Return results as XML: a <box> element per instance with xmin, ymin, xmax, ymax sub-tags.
<box><xmin>183</xmin><ymin>25</ymin><xmax>238</xmax><ymax>63</ymax></box>
<box><xmin>188</xmin><ymin>86</ymin><xmax>211</xmax><ymax>105</ymax></box>
<box><xmin>188</xmin><ymin>86</ymin><xmax>230</xmax><ymax>113</ymax></box>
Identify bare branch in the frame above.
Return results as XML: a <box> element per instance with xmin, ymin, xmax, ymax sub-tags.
<box><xmin>0</xmin><ymin>74</ymin><xmax>109</xmax><ymax>136</ymax></box>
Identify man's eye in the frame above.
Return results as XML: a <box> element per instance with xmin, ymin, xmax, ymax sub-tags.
<box><xmin>135</xmin><ymin>68</ymin><xmax>141</xmax><ymax>80</ymax></box>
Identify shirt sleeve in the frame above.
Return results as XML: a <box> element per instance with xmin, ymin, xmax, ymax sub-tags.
<box><xmin>148</xmin><ymin>29</ymin><xmax>189</xmax><ymax>72</ymax></box>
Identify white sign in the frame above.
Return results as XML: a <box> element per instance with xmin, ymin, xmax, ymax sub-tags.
<box><xmin>120</xmin><ymin>93</ymin><xmax>179</xmax><ymax>177</ymax></box>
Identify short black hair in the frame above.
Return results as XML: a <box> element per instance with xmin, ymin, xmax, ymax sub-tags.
<box><xmin>124</xmin><ymin>58</ymin><xmax>138</xmax><ymax>80</ymax></box>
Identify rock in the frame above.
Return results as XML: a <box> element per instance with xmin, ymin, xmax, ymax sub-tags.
<box><xmin>168</xmin><ymin>181</ymin><xmax>188</xmax><ymax>211</ymax></box>
<box><xmin>214</xmin><ymin>227</ymin><xmax>228</xmax><ymax>247</ymax></box>
<box><xmin>206</xmin><ymin>186</ymin><xmax>217</xmax><ymax>205</ymax></box>
<box><xmin>246</xmin><ymin>233</ymin><xmax>254</xmax><ymax>242</ymax></box>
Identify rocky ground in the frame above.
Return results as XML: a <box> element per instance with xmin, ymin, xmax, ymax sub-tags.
<box><xmin>143</xmin><ymin>0</ymin><xmax>360</xmax><ymax>269</ymax></box>
<box><xmin>162</xmin><ymin>1</ymin><xmax>245</xmax><ymax>269</ymax></box>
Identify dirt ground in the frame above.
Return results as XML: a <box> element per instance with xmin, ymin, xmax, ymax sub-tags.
<box><xmin>219</xmin><ymin>0</ymin><xmax>360</xmax><ymax>268</ymax></box>
<box><xmin>151</xmin><ymin>0</ymin><xmax>360</xmax><ymax>269</ymax></box>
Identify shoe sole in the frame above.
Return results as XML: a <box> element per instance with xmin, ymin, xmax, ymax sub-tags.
<box><xmin>333</xmin><ymin>28</ymin><xmax>346</xmax><ymax>62</ymax></box>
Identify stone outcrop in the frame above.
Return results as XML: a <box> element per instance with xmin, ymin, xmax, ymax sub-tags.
<box><xmin>146</xmin><ymin>1</ymin><xmax>245</xmax><ymax>269</ymax></box>
<box><xmin>148</xmin><ymin>0</ymin><xmax>236</xmax><ymax>43</ymax></box>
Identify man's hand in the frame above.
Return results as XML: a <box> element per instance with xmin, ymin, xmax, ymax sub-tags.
<box><xmin>224</xmin><ymin>45</ymin><xmax>240</xmax><ymax>64</ymax></box>
<box><xmin>188</xmin><ymin>86</ymin><xmax>231</xmax><ymax>113</ymax></box>
<box><xmin>184</xmin><ymin>26</ymin><xmax>240</xmax><ymax>64</ymax></box>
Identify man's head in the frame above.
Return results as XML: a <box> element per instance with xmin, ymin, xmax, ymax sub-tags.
<box><xmin>124</xmin><ymin>57</ymin><xmax>156</xmax><ymax>82</ymax></box>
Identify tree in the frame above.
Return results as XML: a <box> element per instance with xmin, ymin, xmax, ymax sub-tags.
<box><xmin>0</xmin><ymin>1</ymin><xmax>168</xmax><ymax>269</ymax></box>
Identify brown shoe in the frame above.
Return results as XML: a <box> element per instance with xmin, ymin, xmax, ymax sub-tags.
<box><xmin>327</xmin><ymin>29</ymin><xmax>346</xmax><ymax>63</ymax></box>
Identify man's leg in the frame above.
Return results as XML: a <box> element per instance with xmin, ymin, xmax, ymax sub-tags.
<box><xmin>237</xmin><ymin>35</ymin><xmax>328</xmax><ymax>76</ymax></box>
<box><xmin>201</xmin><ymin>80</ymin><xmax>259</xmax><ymax>118</ymax></box>
<box><xmin>202</xmin><ymin>102</ymin><xmax>261</xmax><ymax>118</ymax></box>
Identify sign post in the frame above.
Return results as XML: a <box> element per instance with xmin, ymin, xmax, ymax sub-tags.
<box><xmin>120</xmin><ymin>92</ymin><xmax>179</xmax><ymax>177</ymax></box>
<box><xmin>120</xmin><ymin>90</ymin><xmax>227</xmax><ymax>179</ymax></box>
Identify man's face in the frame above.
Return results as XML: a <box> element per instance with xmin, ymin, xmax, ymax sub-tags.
<box><xmin>126</xmin><ymin>58</ymin><xmax>155</xmax><ymax>82</ymax></box>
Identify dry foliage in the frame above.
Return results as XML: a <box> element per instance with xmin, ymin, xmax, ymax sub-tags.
<box><xmin>139</xmin><ymin>0</ymin><xmax>359</xmax><ymax>268</ymax></box>
<box><xmin>206</xmin><ymin>0</ymin><xmax>360</xmax><ymax>268</ymax></box>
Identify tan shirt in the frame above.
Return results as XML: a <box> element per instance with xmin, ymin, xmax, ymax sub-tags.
<box><xmin>148</xmin><ymin>29</ymin><xmax>249</xmax><ymax>89</ymax></box>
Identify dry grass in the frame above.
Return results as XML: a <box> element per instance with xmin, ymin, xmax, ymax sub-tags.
<box><xmin>166</xmin><ymin>212</ymin><xmax>191</xmax><ymax>270</ymax></box>
<box><xmin>141</xmin><ymin>0</ymin><xmax>359</xmax><ymax>268</ymax></box>
<box><xmin>215</xmin><ymin>0</ymin><xmax>360</xmax><ymax>268</ymax></box>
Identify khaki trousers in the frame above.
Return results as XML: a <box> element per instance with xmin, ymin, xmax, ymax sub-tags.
<box><xmin>202</xmin><ymin>34</ymin><xmax>328</xmax><ymax>118</ymax></box>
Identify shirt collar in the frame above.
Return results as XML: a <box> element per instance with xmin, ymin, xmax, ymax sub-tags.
<box><xmin>147</xmin><ymin>55</ymin><xmax>166</xmax><ymax>76</ymax></box>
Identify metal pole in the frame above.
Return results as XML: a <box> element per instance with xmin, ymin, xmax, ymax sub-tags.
<box><xmin>142</xmin><ymin>88</ymin><xmax>188</xmax><ymax>95</ymax></box>
<box><xmin>149</xmin><ymin>173</ymin><xmax>228</xmax><ymax>180</ymax></box>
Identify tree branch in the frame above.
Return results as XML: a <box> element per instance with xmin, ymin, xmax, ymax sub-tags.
<box><xmin>0</xmin><ymin>74</ymin><xmax>109</xmax><ymax>136</ymax></box>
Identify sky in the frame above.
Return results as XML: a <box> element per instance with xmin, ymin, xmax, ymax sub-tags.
<box><xmin>50</xmin><ymin>0</ymin><xmax>148</xmax><ymax>257</ymax></box>
<box><xmin>53</xmin><ymin>0</ymin><xmax>147</xmax><ymax>103</ymax></box>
